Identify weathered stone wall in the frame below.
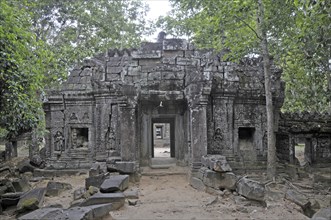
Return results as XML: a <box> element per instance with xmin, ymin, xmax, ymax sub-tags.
<box><xmin>44</xmin><ymin>37</ymin><xmax>285</xmax><ymax>171</ymax></box>
<box><xmin>277</xmin><ymin>112</ymin><xmax>331</xmax><ymax>166</ymax></box>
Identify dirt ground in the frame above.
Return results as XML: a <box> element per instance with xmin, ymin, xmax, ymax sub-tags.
<box><xmin>1</xmin><ymin>157</ymin><xmax>329</xmax><ymax>220</ymax></box>
<box><xmin>111</xmin><ymin>174</ymin><xmax>310</xmax><ymax>220</ymax></box>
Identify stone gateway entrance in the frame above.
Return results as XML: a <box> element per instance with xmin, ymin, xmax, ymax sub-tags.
<box><xmin>43</xmin><ymin>37</ymin><xmax>331</xmax><ymax>174</ymax></box>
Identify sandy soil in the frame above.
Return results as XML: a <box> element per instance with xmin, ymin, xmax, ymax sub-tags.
<box><xmin>111</xmin><ymin>174</ymin><xmax>309</xmax><ymax>220</ymax></box>
<box><xmin>1</xmin><ymin>157</ymin><xmax>329</xmax><ymax>220</ymax></box>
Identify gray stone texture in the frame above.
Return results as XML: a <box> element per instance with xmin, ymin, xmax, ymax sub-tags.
<box><xmin>236</xmin><ymin>177</ymin><xmax>265</xmax><ymax>202</ymax></box>
<box><xmin>200</xmin><ymin>168</ymin><xmax>237</xmax><ymax>190</ymax></box>
<box><xmin>18</xmin><ymin>204</ymin><xmax>112</xmax><ymax>220</ymax></box>
<box><xmin>201</xmin><ymin>155</ymin><xmax>232</xmax><ymax>172</ymax></box>
<box><xmin>17</xmin><ymin>188</ymin><xmax>46</xmax><ymax>213</ymax></box>
<box><xmin>85</xmin><ymin>173</ymin><xmax>109</xmax><ymax>189</ymax></box>
<box><xmin>100</xmin><ymin>175</ymin><xmax>129</xmax><ymax>193</ymax></box>
<box><xmin>80</xmin><ymin>192</ymin><xmax>125</xmax><ymax>210</ymax></box>
<box><xmin>46</xmin><ymin>181</ymin><xmax>72</xmax><ymax>197</ymax></box>
<box><xmin>44</xmin><ymin>35</ymin><xmax>330</xmax><ymax>174</ymax></box>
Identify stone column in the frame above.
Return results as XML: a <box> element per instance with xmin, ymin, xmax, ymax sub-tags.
<box><xmin>190</xmin><ymin>101</ymin><xmax>208</xmax><ymax>171</ymax></box>
<box><xmin>119</xmin><ymin>102</ymin><xmax>137</xmax><ymax>161</ymax></box>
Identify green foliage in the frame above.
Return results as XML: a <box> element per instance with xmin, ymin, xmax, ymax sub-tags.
<box><xmin>159</xmin><ymin>0</ymin><xmax>330</xmax><ymax>112</ymax></box>
<box><xmin>26</xmin><ymin>0</ymin><xmax>152</xmax><ymax>84</ymax></box>
<box><xmin>0</xmin><ymin>0</ymin><xmax>51</xmax><ymax>139</ymax></box>
<box><xmin>0</xmin><ymin>0</ymin><xmax>151</xmax><ymax>140</ymax></box>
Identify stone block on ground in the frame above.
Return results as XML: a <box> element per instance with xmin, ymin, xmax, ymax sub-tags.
<box><xmin>100</xmin><ymin>175</ymin><xmax>129</xmax><ymax>193</ymax></box>
<box><xmin>285</xmin><ymin>189</ymin><xmax>314</xmax><ymax>217</ymax></box>
<box><xmin>201</xmin><ymin>155</ymin><xmax>232</xmax><ymax>173</ymax></box>
<box><xmin>30</xmin><ymin>155</ymin><xmax>45</xmax><ymax>168</ymax></box>
<box><xmin>115</xmin><ymin>161</ymin><xmax>136</xmax><ymax>174</ymax></box>
<box><xmin>89</xmin><ymin>163</ymin><xmax>101</xmax><ymax>177</ymax></box>
<box><xmin>80</xmin><ymin>192</ymin><xmax>125</xmax><ymax>210</ymax></box>
<box><xmin>17</xmin><ymin>187</ymin><xmax>46</xmax><ymax>213</ymax></box>
<box><xmin>0</xmin><ymin>179</ymin><xmax>16</xmax><ymax>195</ymax></box>
<box><xmin>202</xmin><ymin>169</ymin><xmax>237</xmax><ymax>190</ymax></box>
<box><xmin>73</xmin><ymin>187</ymin><xmax>86</xmax><ymax>201</ymax></box>
<box><xmin>190</xmin><ymin>177</ymin><xmax>206</xmax><ymax>191</ymax></box>
<box><xmin>311</xmin><ymin>207</ymin><xmax>331</xmax><ymax>220</ymax></box>
<box><xmin>236</xmin><ymin>177</ymin><xmax>265</xmax><ymax>202</ymax></box>
<box><xmin>12</xmin><ymin>178</ymin><xmax>31</xmax><ymax>192</ymax></box>
<box><xmin>18</xmin><ymin>208</ymin><xmax>62</xmax><ymax>220</ymax></box>
<box><xmin>46</xmin><ymin>181</ymin><xmax>72</xmax><ymax>197</ymax></box>
<box><xmin>18</xmin><ymin>204</ymin><xmax>113</xmax><ymax>220</ymax></box>
<box><xmin>17</xmin><ymin>158</ymin><xmax>35</xmax><ymax>173</ymax></box>
<box><xmin>1</xmin><ymin>192</ymin><xmax>24</xmax><ymax>207</ymax></box>
<box><xmin>85</xmin><ymin>173</ymin><xmax>109</xmax><ymax>189</ymax></box>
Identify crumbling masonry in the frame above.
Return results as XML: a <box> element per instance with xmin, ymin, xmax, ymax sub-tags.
<box><xmin>43</xmin><ymin>38</ymin><xmax>331</xmax><ymax>174</ymax></box>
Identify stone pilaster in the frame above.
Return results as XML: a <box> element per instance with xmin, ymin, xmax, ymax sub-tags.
<box><xmin>189</xmin><ymin>98</ymin><xmax>208</xmax><ymax>171</ymax></box>
<box><xmin>119</xmin><ymin>99</ymin><xmax>137</xmax><ymax>161</ymax></box>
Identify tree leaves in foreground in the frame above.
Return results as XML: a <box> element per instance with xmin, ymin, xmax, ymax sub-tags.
<box><xmin>27</xmin><ymin>0</ymin><xmax>152</xmax><ymax>84</ymax></box>
<box><xmin>0</xmin><ymin>0</ymin><xmax>151</xmax><ymax>140</ymax></box>
<box><xmin>158</xmin><ymin>0</ymin><xmax>330</xmax><ymax>113</ymax></box>
<box><xmin>0</xmin><ymin>0</ymin><xmax>52</xmax><ymax>140</ymax></box>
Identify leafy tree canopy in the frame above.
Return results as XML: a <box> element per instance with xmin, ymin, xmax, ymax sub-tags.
<box><xmin>0</xmin><ymin>0</ymin><xmax>52</xmax><ymax>139</ymax></box>
<box><xmin>0</xmin><ymin>0</ymin><xmax>151</xmax><ymax>140</ymax></box>
<box><xmin>27</xmin><ymin>0</ymin><xmax>152</xmax><ymax>84</ymax></box>
<box><xmin>157</xmin><ymin>0</ymin><xmax>330</xmax><ymax>112</ymax></box>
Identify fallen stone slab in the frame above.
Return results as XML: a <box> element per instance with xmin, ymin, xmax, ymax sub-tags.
<box><xmin>0</xmin><ymin>179</ymin><xmax>16</xmax><ymax>195</ymax></box>
<box><xmin>17</xmin><ymin>188</ymin><xmax>46</xmax><ymax>213</ymax></box>
<box><xmin>18</xmin><ymin>204</ymin><xmax>113</xmax><ymax>220</ymax></box>
<box><xmin>12</xmin><ymin>178</ymin><xmax>31</xmax><ymax>192</ymax></box>
<box><xmin>236</xmin><ymin>177</ymin><xmax>265</xmax><ymax>202</ymax></box>
<box><xmin>1</xmin><ymin>192</ymin><xmax>24</xmax><ymax>207</ymax></box>
<box><xmin>100</xmin><ymin>175</ymin><xmax>129</xmax><ymax>193</ymax></box>
<box><xmin>202</xmin><ymin>169</ymin><xmax>237</xmax><ymax>190</ymax></box>
<box><xmin>85</xmin><ymin>173</ymin><xmax>109</xmax><ymax>189</ymax></box>
<box><xmin>190</xmin><ymin>177</ymin><xmax>206</xmax><ymax>191</ymax></box>
<box><xmin>115</xmin><ymin>161</ymin><xmax>136</xmax><ymax>174</ymax></box>
<box><xmin>89</xmin><ymin>163</ymin><xmax>101</xmax><ymax>177</ymax></box>
<box><xmin>46</xmin><ymin>181</ymin><xmax>72</xmax><ymax>197</ymax></box>
<box><xmin>17</xmin><ymin>159</ymin><xmax>35</xmax><ymax>173</ymax></box>
<box><xmin>18</xmin><ymin>208</ymin><xmax>61</xmax><ymax>220</ymax></box>
<box><xmin>201</xmin><ymin>155</ymin><xmax>232</xmax><ymax>173</ymax></box>
<box><xmin>73</xmin><ymin>187</ymin><xmax>86</xmax><ymax>201</ymax></box>
<box><xmin>311</xmin><ymin>207</ymin><xmax>331</xmax><ymax>220</ymax></box>
<box><xmin>285</xmin><ymin>189</ymin><xmax>314</xmax><ymax>217</ymax></box>
<box><xmin>80</xmin><ymin>192</ymin><xmax>125</xmax><ymax>210</ymax></box>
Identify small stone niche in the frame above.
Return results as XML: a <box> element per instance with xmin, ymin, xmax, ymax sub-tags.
<box><xmin>71</xmin><ymin>127</ymin><xmax>89</xmax><ymax>149</ymax></box>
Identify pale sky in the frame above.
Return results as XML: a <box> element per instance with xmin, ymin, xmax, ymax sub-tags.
<box><xmin>144</xmin><ymin>0</ymin><xmax>172</xmax><ymax>41</ymax></box>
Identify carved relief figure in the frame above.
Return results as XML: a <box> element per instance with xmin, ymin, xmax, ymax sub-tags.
<box><xmin>54</xmin><ymin>131</ymin><xmax>64</xmax><ymax>152</ymax></box>
<box><xmin>82</xmin><ymin>112</ymin><xmax>89</xmax><ymax>120</ymax></box>
<box><xmin>105</xmin><ymin>128</ymin><xmax>116</xmax><ymax>150</ymax></box>
<box><xmin>212</xmin><ymin>128</ymin><xmax>223</xmax><ymax>153</ymax></box>
<box><xmin>69</xmin><ymin>113</ymin><xmax>78</xmax><ymax>121</ymax></box>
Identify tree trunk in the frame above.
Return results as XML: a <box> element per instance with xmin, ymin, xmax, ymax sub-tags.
<box><xmin>257</xmin><ymin>0</ymin><xmax>276</xmax><ymax>179</ymax></box>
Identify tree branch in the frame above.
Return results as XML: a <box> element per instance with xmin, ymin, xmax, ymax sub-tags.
<box><xmin>234</xmin><ymin>15</ymin><xmax>262</xmax><ymax>40</ymax></box>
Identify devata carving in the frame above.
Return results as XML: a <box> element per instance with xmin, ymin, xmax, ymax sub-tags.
<box><xmin>212</xmin><ymin>128</ymin><xmax>223</xmax><ymax>153</ymax></box>
<box><xmin>54</xmin><ymin>131</ymin><xmax>64</xmax><ymax>152</ymax></box>
<box><xmin>105</xmin><ymin>128</ymin><xmax>116</xmax><ymax>150</ymax></box>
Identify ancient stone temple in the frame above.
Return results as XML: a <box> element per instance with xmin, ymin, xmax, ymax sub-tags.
<box><xmin>43</xmin><ymin>37</ymin><xmax>330</xmax><ymax>174</ymax></box>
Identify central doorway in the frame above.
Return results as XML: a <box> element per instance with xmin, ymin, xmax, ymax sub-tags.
<box><xmin>152</xmin><ymin>118</ymin><xmax>175</xmax><ymax>158</ymax></box>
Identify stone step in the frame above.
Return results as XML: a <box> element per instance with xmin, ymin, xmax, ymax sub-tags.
<box><xmin>141</xmin><ymin>166</ymin><xmax>188</xmax><ymax>176</ymax></box>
